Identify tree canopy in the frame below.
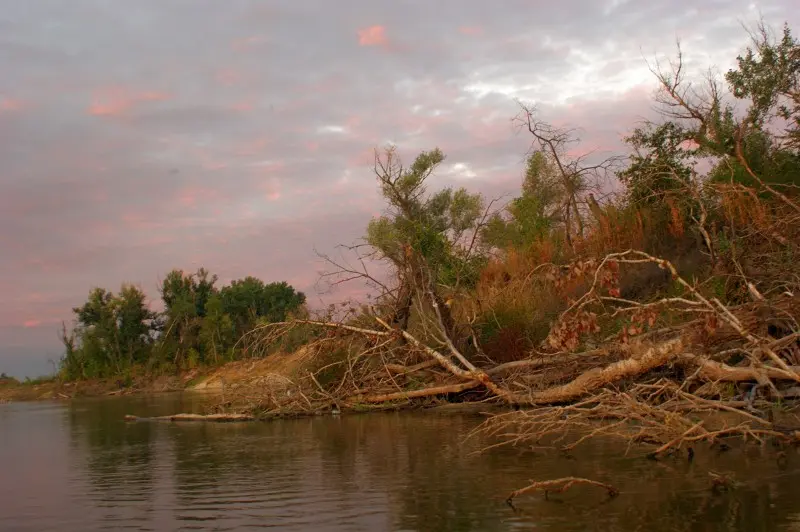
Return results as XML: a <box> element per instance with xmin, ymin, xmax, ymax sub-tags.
<box><xmin>59</xmin><ymin>270</ymin><xmax>306</xmax><ymax>379</ymax></box>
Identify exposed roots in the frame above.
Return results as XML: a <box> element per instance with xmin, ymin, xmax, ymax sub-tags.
<box><xmin>472</xmin><ymin>380</ymin><xmax>800</xmax><ymax>459</ymax></box>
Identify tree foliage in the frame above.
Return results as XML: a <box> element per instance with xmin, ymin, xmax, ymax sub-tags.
<box><xmin>617</xmin><ymin>122</ymin><xmax>697</xmax><ymax>205</ymax></box>
<box><xmin>220</xmin><ymin>277</ymin><xmax>307</xmax><ymax>334</ymax></box>
<box><xmin>619</xmin><ymin>21</ymin><xmax>800</xmax><ymax>207</ymax></box>
<box><xmin>726</xmin><ymin>22</ymin><xmax>800</xmax><ymax>150</ymax></box>
<box><xmin>366</xmin><ymin>146</ymin><xmax>487</xmax><ymax>291</ymax></box>
<box><xmin>59</xmin><ymin>270</ymin><xmax>306</xmax><ymax>379</ymax></box>
<box><xmin>62</xmin><ymin>285</ymin><xmax>157</xmax><ymax>379</ymax></box>
<box><xmin>482</xmin><ymin>151</ymin><xmax>562</xmax><ymax>250</ymax></box>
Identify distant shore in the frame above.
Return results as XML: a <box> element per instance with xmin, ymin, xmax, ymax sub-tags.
<box><xmin>0</xmin><ymin>351</ymin><xmax>316</xmax><ymax>404</ymax></box>
<box><xmin>0</xmin><ymin>372</ymin><xmax>199</xmax><ymax>403</ymax></box>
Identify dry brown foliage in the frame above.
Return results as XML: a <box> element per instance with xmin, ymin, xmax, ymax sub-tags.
<box><xmin>214</xmin><ymin>134</ymin><xmax>800</xmax><ymax>461</ymax></box>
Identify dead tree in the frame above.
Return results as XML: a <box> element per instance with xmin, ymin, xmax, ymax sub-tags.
<box><xmin>513</xmin><ymin>102</ymin><xmax>622</xmax><ymax>248</ymax></box>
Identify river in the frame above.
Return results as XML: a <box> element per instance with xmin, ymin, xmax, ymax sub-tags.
<box><xmin>1</xmin><ymin>394</ymin><xmax>800</xmax><ymax>531</ymax></box>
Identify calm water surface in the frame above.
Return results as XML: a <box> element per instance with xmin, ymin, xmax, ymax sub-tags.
<box><xmin>2</xmin><ymin>394</ymin><xmax>800</xmax><ymax>531</ymax></box>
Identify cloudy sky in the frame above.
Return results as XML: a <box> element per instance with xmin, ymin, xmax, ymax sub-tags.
<box><xmin>1</xmin><ymin>0</ymin><xmax>797</xmax><ymax>377</ymax></box>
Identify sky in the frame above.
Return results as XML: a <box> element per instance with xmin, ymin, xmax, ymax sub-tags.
<box><xmin>1</xmin><ymin>0</ymin><xmax>797</xmax><ymax>378</ymax></box>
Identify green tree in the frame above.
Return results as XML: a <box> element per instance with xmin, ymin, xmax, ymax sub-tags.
<box><xmin>199</xmin><ymin>294</ymin><xmax>235</xmax><ymax>363</ymax></box>
<box><xmin>157</xmin><ymin>268</ymin><xmax>229</xmax><ymax>368</ymax></box>
<box><xmin>707</xmin><ymin>127</ymin><xmax>800</xmax><ymax>187</ymax></box>
<box><xmin>617</xmin><ymin>122</ymin><xmax>697</xmax><ymax>206</ymax></box>
<box><xmin>366</xmin><ymin>146</ymin><xmax>486</xmax><ymax>337</ymax></box>
<box><xmin>71</xmin><ymin>287</ymin><xmax>125</xmax><ymax>375</ymax></box>
<box><xmin>159</xmin><ymin>270</ymin><xmax>204</xmax><ymax>368</ymax></box>
<box><xmin>59</xmin><ymin>268</ymin><xmax>306</xmax><ymax>378</ymax></box>
<box><xmin>62</xmin><ymin>285</ymin><xmax>156</xmax><ymax>378</ymax></box>
<box><xmin>367</xmin><ymin>147</ymin><xmax>484</xmax><ymax>282</ymax></box>
<box><xmin>621</xmin><ymin>20</ymin><xmax>800</xmax><ymax>201</ymax></box>
<box><xmin>114</xmin><ymin>284</ymin><xmax>158</xmax><ymax>366</ymax></box>
<box><xmin>220</xmin><ymin>277</ymin><xmax>306</xmax><ymax>336</ymax></box>
<box><xmin>482</xmin><ymin>151</ymin><xmax>562</xmax><ymax>250</ymax></box>
<box><xmin>160</xmin><ymin>268</ymin><xmax>218</xmax><ymax>318</ymax></box>
<box><xmin>725</xmin><ymin>22</ymin><xmax>800</xmax><ymax>152</ymax></box>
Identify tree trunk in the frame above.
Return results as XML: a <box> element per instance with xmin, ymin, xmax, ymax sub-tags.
<box><xmin>389</xmin><ymin>284</ymin><xmax>413</xmax><ymax>345</ymax></box>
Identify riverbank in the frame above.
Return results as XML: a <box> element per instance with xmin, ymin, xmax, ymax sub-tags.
<box><xmin>0</xmin><ymin>347</ymin><xmax>322</xmax><ymax>404</ymax></box>
<box><xmin>0</xmin><ymin>374</ymin><xmax>187</xmax><ymax>403</ymax></box>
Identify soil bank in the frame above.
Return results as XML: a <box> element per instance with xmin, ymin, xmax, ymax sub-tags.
<box><xmin>0</xmin><ymin>349</ymin><xmax>313</xmax><ymax>404</ymax></box>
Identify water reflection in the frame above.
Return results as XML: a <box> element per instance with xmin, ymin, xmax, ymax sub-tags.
<box><xmin>1</xmin><ymin>395</ymin><xmax>799</xmax><ymax>531</ymax></box>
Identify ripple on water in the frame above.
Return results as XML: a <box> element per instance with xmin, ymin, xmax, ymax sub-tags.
<box><xmin>3</xmin><ymin>401</ymin><xmax>800</xmax><ymax>531</ymax></box>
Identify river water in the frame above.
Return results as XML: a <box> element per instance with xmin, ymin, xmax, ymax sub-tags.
<box><xmin>1</xmin><ymin>394</ymin><xmax>800</xmax><ymax>531</ymax></box>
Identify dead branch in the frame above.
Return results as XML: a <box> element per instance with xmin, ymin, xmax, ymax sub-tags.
<box><xmin>348</xmin><ymin>380</ymin><xmax>482</xmax><ymax>404</ymax></box>
<box><xmin>679</xmin><ymin>353</ymin><xmax>800</xmax><ymax>383</ymax></box>
<box><xmin>124</xmin><ymin>413</ymin><xmax>255</xmax><ymax>422</ymax></box>
<box><xmin>513</xmin><ymin>102</ymin><xmax>621</xmax><ymax>247</ymax></box>
<box><xmin>506</xmin><ymin>476</ymin><xmax>619</xmax><ymax>504</ymax></box>
<box><xmin>526</xmin><ymin>338</ymin><xmax>683</xmax><ymax>404</ymax></box>
<box><xmin>384</xmin><ymin>359</ymin><xmax>440</xmax><ymax>375</ymax></box>
<box><xmin>486</xmin><ymin>348</ymin><xmax>610</xmax><ymax>376</ymax></box>
<box><xmin>249</xmin><ymin>319</ymin><xmax>391</xmax><ymax>338</ymax></box>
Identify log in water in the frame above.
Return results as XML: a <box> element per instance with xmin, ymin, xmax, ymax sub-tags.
<box><xmin>124</xmin><ymin>413</ymin><xmax>255</xmax><ymax>422</ymax></box>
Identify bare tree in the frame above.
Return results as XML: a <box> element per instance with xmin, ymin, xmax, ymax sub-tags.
<box><xmin>513</xmin><ymin>102</ymin><xmax>623</xmax><ymax>248</ymax></box>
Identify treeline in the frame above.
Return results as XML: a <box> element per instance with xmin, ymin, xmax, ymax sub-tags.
<box><xmin>59</xmin><ymin>269</ymin><xmax>306</xmax><ymax>380</ymax></box>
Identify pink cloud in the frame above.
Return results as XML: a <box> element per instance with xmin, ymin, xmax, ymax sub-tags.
<box><xmin>91</xmin><ymin>188</ymin><xmax>109</xmax><ymax>202</ymax></box>
<box><xmin>140</xmin><ymin>234</ymin><xmax>177</xmax><ymax>247</ymax></box>
<box><xmin>22</xmin><ymin>258</ymin><xmax>65</xmax><ymax>275</ymax></box>
<box><xmin>346</xmin><ymin>115</ymin><xmax>362</xmax><ymax>130</ymax></box>
<box><xmin>395</xmin><ymin>110</ymin><xmax>451</xmax><ymax>136</ymax></box>
<box><xmin>230</xmin><ymin>100</ymin><xmax>255</xmax><ymax>112</ymax></box>
<box><xmin>2</xmin><ymin>295</ymin><xmax>78</xmax><ymax>330</ymax></box>
<box><xmin>252</xmin><ymin>160</ymin><xmax>284</xmax><ymax>175</ymax></box>
<box><xmin>458</xmin><ymin>26</ymin><xmax>484</xmax><ymax>36</ymax></box>
<box><xmin>121</xmin><ymin>212</ymin><xmax>164</xmax><ymax>231</ymax></box>
<box><xmin>306</xmin><ymin>141</ymin><xmax>319</xmax><ymax>152</ymax></box>
<box><xmin>0</xmin><ymin>96</ymin><xmax>25</xmax><ymax>112</ymax></box>
<box><xmin>358</xmin><ymin>25</ymin><xmax>388</xmax><ymax>47</ymax></box>
<box><xmin>88</xmin><ymin>87</ymin><xmax>171</xmax><ymax>117</ymax></box>
<box><xmin>260</xmin><ymin>178</ymin><xmax>281</xmax><ymax>202</ymax></box>
<box><xmin>176</xmin><ymin>186</ymin><xmax>222</xmax><ymax>208</ymax></box>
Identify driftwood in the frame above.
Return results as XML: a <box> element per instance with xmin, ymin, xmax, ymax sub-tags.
<box><xmin>680</xmin><ymin>354</ymin><xmax>800</xmax><ymax>382</ymax></box>
<box><xmin>124</xmin><ymin>413</ymin><xmax>255</xmax><ymax>422</ymax></box>
<box><xmin>526</xmin><ymin>339</ymin><xmax>684</xmax><ymax>404</ymax></box>
<box><xmin>506</xmin><ymin>476</ymin><xmax>619</xmax><ymax>504</ymax></box>
<box><xmin>348</xmin><ymin>380</ymin><xmax>482</xmax><ymax>404</ymax></box>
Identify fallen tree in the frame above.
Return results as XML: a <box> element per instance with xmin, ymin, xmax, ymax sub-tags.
<box><xmin>208</xmin><ymin>244</ymin><xmax>800</xmax><ymax>458</ymax></box>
